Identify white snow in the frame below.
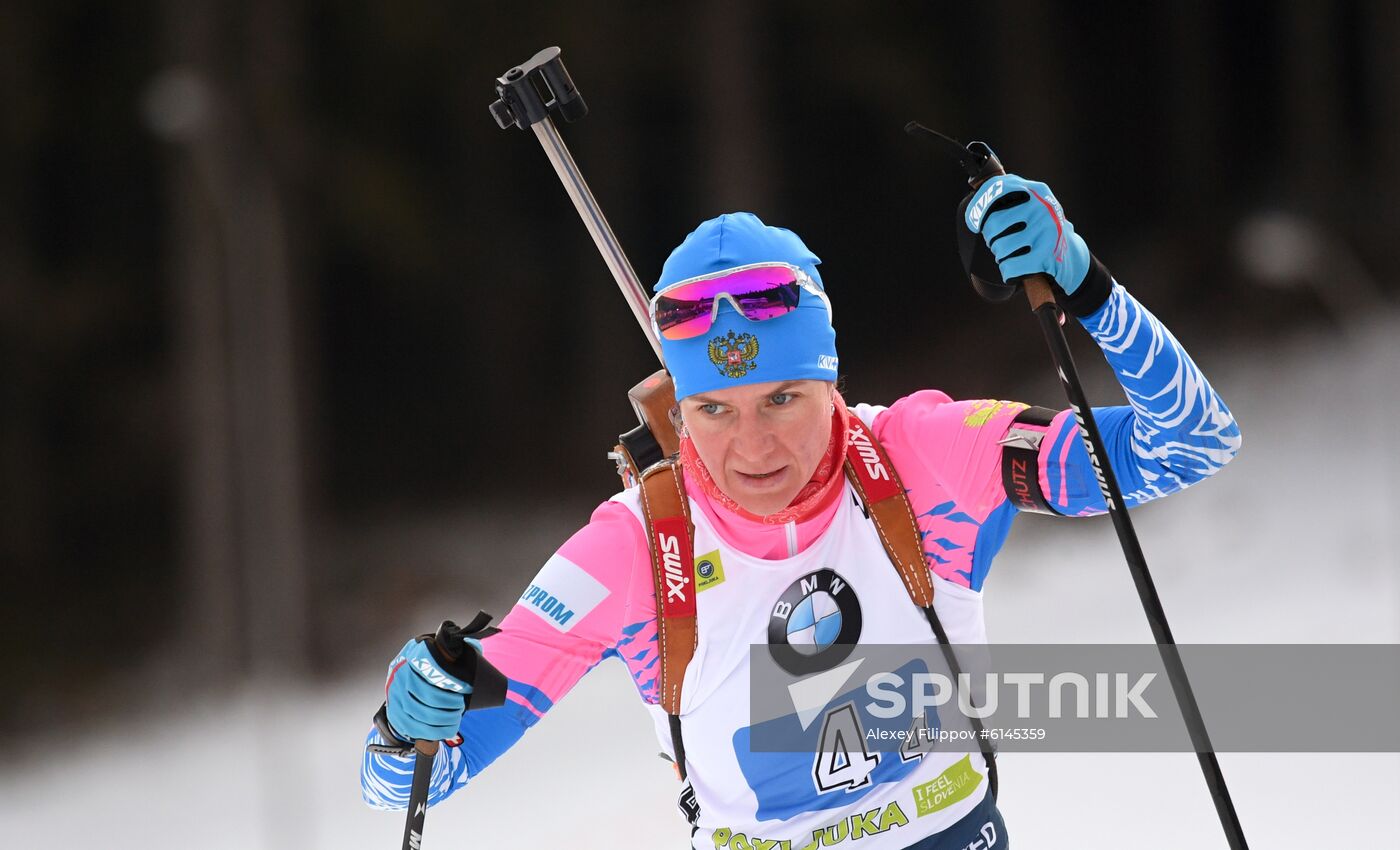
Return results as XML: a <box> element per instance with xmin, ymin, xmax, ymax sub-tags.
<box><xmin>3</xmin><ymin>315</ymin><xmax>1397</xmax><ymax>848</ymax></box>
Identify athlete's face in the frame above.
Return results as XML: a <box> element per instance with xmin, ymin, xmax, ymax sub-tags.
<box><xmin>680</xmin><ymin>379</ymin><xmax>835</xmax><ymax>517</ymax></box>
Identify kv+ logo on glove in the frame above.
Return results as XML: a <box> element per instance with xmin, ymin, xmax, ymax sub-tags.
<box><xmin>385</xmin><ymin>636</ymin><xmax>479</xmax><ymax>743</ymax></box>
<box><xmin>962</xmin><ymin>173</ymin><xmax>1091</xmax><ymax>295</ymax></box>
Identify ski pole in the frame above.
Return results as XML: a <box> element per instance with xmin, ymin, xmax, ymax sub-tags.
<box><xmin>400</xmin><ymin>739</ymin><xmax>436</xmax><ymax>850</ymax></box>
<box><xmin>906</xmin><ymin>122</ymin><xmax>1249</xmax><ymax>850</ymax></box>
<box><xmin>489</xmin><ymin>46</ymin><xmax>679</xmax><ymax>470</ymax></box>
<box><xmin>394</xmin><ymin>620</ymin><xmax>466</xmax><ymax>850</ymax></box>
<box><xmin>370</xmin><ymin>614</ymin><xmax>507</xmax><ymax>850</ymax></box>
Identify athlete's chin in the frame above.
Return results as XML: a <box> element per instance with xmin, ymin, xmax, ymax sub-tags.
<box><xmin>725</xmin><ymin>467</ymin><xmax>800</xmax><ymax>516</ymax></box>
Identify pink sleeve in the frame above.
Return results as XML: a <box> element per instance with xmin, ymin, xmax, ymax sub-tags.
<box><xmin>362</xmin><ymin>500</ymin><xmax>656</xmax><ymax>809</ymax></box>
<box><xmin>859</xmin><ymin>391</ymin><xmax>1032</xmax><ymax>590</ymax></box>
<box><xmin>487</xmin><ymin>499</ymin><xmax>651</xmax><ymax>713</ymax></box>
<box><xmin>871</xmin><ymin>390</ymin><xmax>1028</xmax><ymax>516</ymax></box>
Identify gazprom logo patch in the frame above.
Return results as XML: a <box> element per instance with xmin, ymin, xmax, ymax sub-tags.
<box><xmin>519</xmin><ymin>553</ymin><xmax>610</xmax><ymax>633</ymax></box>
<box><xmin>521</xmin><ymin>584</ymin><xmax>576</xmax><ymax>627</ymax></box>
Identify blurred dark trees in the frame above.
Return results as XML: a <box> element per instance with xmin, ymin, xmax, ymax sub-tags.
<box><xmin>3</xmin><ymin>1</ymin><xmax>1398</xmax><ymax>727</ymax></box>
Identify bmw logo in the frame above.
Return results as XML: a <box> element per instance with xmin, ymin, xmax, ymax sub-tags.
<box><xmin>767</xmin><ymin>569</ymin><xmax>862</xmax><ymax>675</ymax></box>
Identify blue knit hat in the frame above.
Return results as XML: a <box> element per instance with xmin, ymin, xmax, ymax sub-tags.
<box><xmin>655</xmin><ymin>213</ymin><xmax>838</xmax><ymax>399</ymax></box>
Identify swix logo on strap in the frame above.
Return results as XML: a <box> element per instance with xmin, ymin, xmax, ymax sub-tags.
<box><xmin>967</xmin><ymin>178</ymin><xmax>1005</xmax><ymax>232</ymax></box>
<box><xmin>846</xmin><ymin>423</ymin><xmax>900</xmax><ymax>503</ymax></box>
<box><xmin>660</xmin><ymin>535</ymin><xmax>686</xmax><ymax>599</ymax></box>
<box><xmin>847</xmin><ymin>427</ymin><xmax>888</xmax><ymax>481</ymax></box>
<box><xmin>410</xmin><ymin>656</ymin><xmax>464</xmax><ymax>693</ymax></box>
<box><xmin>653</xmin><ymin>516</ymin><xmax>696</xmax><ymax>617</ymax></box>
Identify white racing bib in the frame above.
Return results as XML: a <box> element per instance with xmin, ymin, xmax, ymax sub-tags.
<box><xmin>615</xmin><ymin>470</ymin><xmax>992</xmax><ymax>850</ymax></box>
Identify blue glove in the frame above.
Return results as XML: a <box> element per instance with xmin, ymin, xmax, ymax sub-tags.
<box><xmin>384</xmin><ymin>636</ymin><xmax>479</xmax><ymax>742</ymax></box>
<box><xmin>963</xmin><ymin>173</ymin><xmax>1091</xmax><ymax>294</ymax></box>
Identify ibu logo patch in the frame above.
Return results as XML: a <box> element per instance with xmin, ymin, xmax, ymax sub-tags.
<box><xmin>519</xmin><ymin>553</ymin><xmax>610</xmax><ymax>633</ymax></box>
<box><xmin>767</xmin><ymin>568</ymin><xmax>863</xmax><ymax>675</ymax></box>
<box><xmin>708</xmin><ymin>330</ymin><xmax>760</xmax><ymax>379</ymax></box>
<box><xmin>695</xmin><ymin>549</ymin><xmax>725</xmax><ymax>592</ymax></box>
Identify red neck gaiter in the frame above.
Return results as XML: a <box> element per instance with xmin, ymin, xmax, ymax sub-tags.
<box><xmin>679</xmin><ymin>392</ymin><xmax>852</xmax><ymax>525</ymax></box>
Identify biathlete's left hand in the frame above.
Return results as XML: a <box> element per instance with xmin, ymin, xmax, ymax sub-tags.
<box><xmin>963</xmin><ymin>173</ymin><xmax>1091</xmax><ymax>295</ymax></box>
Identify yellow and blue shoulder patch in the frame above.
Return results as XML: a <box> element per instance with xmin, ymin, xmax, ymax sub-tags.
<box><xmin>962</xmin><ymin>399</ymin><xmax>1028</xmax><ymax>429</ymax></box>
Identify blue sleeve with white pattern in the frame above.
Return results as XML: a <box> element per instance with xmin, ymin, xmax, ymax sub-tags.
<box><xmin>1044</xmin><ymin>281</ymin><xmax>1241</xmax><ymax>515</ymax></box>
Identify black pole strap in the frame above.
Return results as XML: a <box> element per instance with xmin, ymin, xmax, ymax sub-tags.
<box><xmin>421</xmin><ymin>612</ymin><xmax>509</xmax><ymax>712</ymax></box>
<box><xmin>1029</xmin><ymin>299</ymin><xmax>1249</xmax><ymax>849</ymax></box>
<box><xmin>921</xmin><ymin>607</ymin><xmax>999</xmax><ymax>801</ymax></box>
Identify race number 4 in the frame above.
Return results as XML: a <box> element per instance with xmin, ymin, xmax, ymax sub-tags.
<box><xmin>812</xmin><ymin>706</ymin><xmax>938</xmax><ymax>795</ymax></box>
<box><xmin>812</xmin><ymin>703</ymin><xmax>880</xmax><ymax>793</ymax></box>
<box><xmin>899</xmin><ymin>713</ymin><xmax>936</xmax><ymax>762</ymax></box>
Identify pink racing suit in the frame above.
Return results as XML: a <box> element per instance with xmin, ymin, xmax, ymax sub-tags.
<box><xmin>362</xmin><ymin>281</ymin><xmax>1241</xmax><ymax>847</ymax></box>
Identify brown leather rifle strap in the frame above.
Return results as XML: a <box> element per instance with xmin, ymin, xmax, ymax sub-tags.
<box><xmin>636</xmin><ymin>459</ymin><xmax>696</xmax><ymax>719</ymax></box>
<box><xmin>842</xmin><ymin>415</ymin><xmax>1000</xmax><ymax>799</ymax></box>
<box><xmin>842</xmin><ymin>416</ymin><xmax>934</xmax><ymax>608</ymax></box>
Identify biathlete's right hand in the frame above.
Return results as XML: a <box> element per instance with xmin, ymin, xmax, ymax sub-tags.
<box><xmin>962</xmin><ymin>173</ymin><xmax>1090</xmax><ymax>293</ymax></box>
<box><xmin>384</xmin><ymin>637</ymin><xmax>477</xmax><ymax>743</ymax></box>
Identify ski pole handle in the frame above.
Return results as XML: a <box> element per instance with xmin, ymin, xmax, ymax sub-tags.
<box><xmin>957</xmin><ymin>141</ymin><xmax>1060</xmax><ymax>317</ymax></box>
<box><xmin>903</xmin><ymin>123</ymin><xmax>1061</xmax><ymax>315</ymax></box>
<box><xmin>382</xmin><ymin>613</ymin><xmax>506</xmax><ymax>850</ymax></box>
<box><xmin>1021</xmin><ymin>276</ymin><xmax>1058</xmax><ymax>312</ymax></box>
<box><xmin>397</xmin><ymin>623</ymin><xmax>464</xmax><ymax>850</ymax></box>
<box><xmin>425</xmin><ymin>618</ymin><xmax>471</xmax><ymax>669</ymax></box>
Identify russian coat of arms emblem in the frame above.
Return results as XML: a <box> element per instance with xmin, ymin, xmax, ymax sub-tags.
<box><xmin>707</xmin><ymin>330</ymin><xmax>760</xmax><ymax>379</ymax></box>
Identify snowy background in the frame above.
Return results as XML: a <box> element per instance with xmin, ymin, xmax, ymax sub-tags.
<box><xmin>6</xmin><ymin>6</ymin><xmax>1400</xmax><ymax>847</ymax></box>
<box><xmin>3</xmin><ymin>310</ymin><xmax>1396</xmax><ymax>849</ymax></box>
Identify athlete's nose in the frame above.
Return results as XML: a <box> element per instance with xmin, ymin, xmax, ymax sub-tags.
<box><xmin>729</xmin><ymin>411</ymin><xmax>778</xmax><ymax>465</ymax></box>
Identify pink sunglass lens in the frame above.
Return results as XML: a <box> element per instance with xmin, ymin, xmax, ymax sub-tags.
<box><xmin>654</xmin><ymin>267</ymin><xmax>802</xmax><ymax>340</ymax></box>
<box><xmin>654</xmin><ymin>309</ymin><xmax>712</xmax><ymax>340</ymax></box>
